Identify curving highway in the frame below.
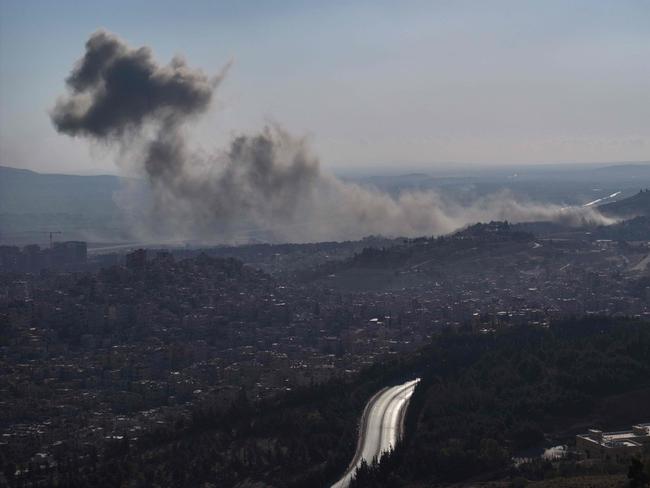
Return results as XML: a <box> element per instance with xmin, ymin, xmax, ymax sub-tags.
<box><xmin>331</xmin><ymin>378</ymin><xmax>420</xmax><ymax>488</ymax></box>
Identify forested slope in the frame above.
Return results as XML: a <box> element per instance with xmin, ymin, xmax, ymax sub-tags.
<box><xmin>10</xmin><ymin>317</ymin><xmax>650</xmax><ymax>487</ymax></box>
<box><xmin>352</xmin><ymin>317</ymin><xmax>650</xmax><ymax>487</ymax></box>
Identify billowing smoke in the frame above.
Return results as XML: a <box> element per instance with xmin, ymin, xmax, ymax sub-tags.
<box><xmin>51</xmin><ymin>31</ymin><xmax>614</xmax><ymax>243</ymax></box>
<box><xmin>51</xmin><ymin>30</ymin><xmax>216</xmax><ymax>138</ymax></box>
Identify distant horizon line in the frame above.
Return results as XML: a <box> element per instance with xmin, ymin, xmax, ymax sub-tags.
<box><xmin>2</xmin><ymin>159</ymin><xmax>650</xmax><ymax>179</ymax></box>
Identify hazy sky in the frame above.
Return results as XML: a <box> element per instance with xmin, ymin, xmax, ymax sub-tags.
<box><xmin>1</xmin><ymin>0</ymin><xmax>649</xmax><ymax>175</ymax></box>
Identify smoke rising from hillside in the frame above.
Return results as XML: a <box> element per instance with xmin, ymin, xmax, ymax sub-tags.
<box><xmin>51</xmin><ymin>31</ymin><xmax>614</xmax><ymax>243</ymax></box>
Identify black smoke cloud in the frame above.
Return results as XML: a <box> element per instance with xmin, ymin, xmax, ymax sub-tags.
<box><xmin>51</xmin><ymin>30</ymin><xmax>215</xmax><ymax>139</ymax></box>
<box><xmin>52</xmin><ymin>31</ymin><xmax>614</xmax><ymax>243</ymax></box>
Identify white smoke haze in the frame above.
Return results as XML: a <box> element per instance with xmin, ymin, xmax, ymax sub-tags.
<box><xmin>51</xmin><ymin>31</ymin><xmax>615</xmax><ymax>244</ymax></box>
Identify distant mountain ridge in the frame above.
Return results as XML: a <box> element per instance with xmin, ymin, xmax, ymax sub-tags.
<box><xmin>0</xmin><ymin>165</ymin><xmax>123</xmax><ymax>213</ymax></box>
<box><xmin>593</xmin><ymin>162</ymin><xmax>650</xmax><ymax>172</ymax></box>
<box><xmin>0</xmin><ymin>165</ymin><xmax>133</xmax><ymax>244</ymax></box>
<box><xmin>1</xmin><ymin>163</ymin><xmax>649</xmax><ymax>245</ymax></box>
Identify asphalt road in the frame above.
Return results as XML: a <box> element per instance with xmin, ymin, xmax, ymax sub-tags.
<box><xmin>331</xmin><ymin>378</ymin><xmax>420</xmax><ymax>488</ymax></box>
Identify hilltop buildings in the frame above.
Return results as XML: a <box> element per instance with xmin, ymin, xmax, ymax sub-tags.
<box><xmin>576</xmin><ymin>424</ymin><xmax>650</xmax><ymax>460</ymax></box>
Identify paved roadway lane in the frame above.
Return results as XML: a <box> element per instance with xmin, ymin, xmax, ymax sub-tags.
<box><xmin>331</xmin><ymin>378</ymin><xmax>420</xmax><ymax>488</ymax></box>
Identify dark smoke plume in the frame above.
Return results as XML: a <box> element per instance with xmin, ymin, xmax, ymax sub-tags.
<box><xmin>52</xmin><ymin>31</ymin><xmax>614</xmax><ymax>243</ymax></box>
<box><xmin>51</xmin><ymin>30</ymin><xmax>216</xmax><ymax>139</ymax></box>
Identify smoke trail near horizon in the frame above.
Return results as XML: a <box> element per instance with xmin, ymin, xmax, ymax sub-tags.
<box><xmin>51</xmin><ymin>31</ymin><xmax>615</xmax><ymax>243</ymax></box>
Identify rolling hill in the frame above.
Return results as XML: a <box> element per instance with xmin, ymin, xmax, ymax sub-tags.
<box><xmin>598</xmin><ymin>189</ymin><xmax>650</xmax><ymax>218</ymax></box>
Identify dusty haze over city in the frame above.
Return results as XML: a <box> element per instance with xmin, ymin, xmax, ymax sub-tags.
<box><xmin>2</xmin><ymin>1</ymin><xmax>648</xmax><ymax>244</ymax></box>
<box><xmin>1</xmin><ymin>2</ymin><xmax>650</xmax><ymax>488</ymax></box>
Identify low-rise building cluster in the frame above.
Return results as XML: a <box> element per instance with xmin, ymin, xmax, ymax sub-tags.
<box><xmin>1</xmin><ymin>227</ymin><xmax>649</xmax><ymax>482</ymax></box>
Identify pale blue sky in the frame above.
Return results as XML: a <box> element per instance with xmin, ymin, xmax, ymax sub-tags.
<box><xmin>1</xmin><ymin>0</ymin><xmax>649</xmax><ymax>174</ymax></box>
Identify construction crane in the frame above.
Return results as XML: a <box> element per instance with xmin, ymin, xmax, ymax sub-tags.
<box><xmin>48</xmin><ymin>231</ymin><xmax>62</xmax><ymax>248</ymax></box>
<box><xmin>36</xmin><ymin>230</ymin><xmax>63</xmax><ymax>249</ymax></box>
<box><xmin>24</xmin><ymin>231</ymin><xmax>63</xmax><ymax>247</ymax></box>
